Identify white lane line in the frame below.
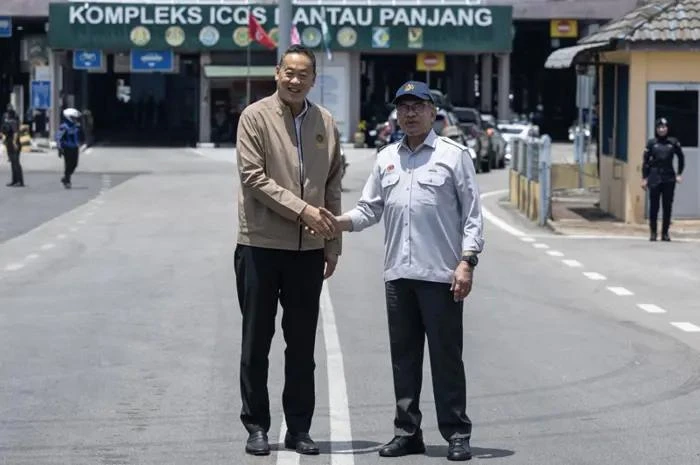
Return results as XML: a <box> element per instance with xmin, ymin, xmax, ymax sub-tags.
<box><xmin>520</xmin><ymin>237</ymin><xmax>536</xmax><ymax>243</ymax></box>
<box><xmin>41</xmin><ymin>243</ymin><xmax>56</xmax><ymax>251</ymax></box>
<box><xmin>607</xmin><ymin>286</ymin><xmax>634</xmax><ymax>296</ymax></box>
<box><xmin>583</xmin><ymin>272</ymin><xmax>607</xmax><ymax>281</ymax></box>
<box><xmin>320</xmin><ymin>282</ymin><xmax>354</xmax><ymax>465</ymax></box>
<box><xmin>276</xmin><ymin>418</ymin><xmax>299</xmax><ymax>465</ymax></box>
<box><xmin>638</xmin><ymin>304</ymin><xmax>666</xmax><ymax>314</ymax></box>
<box><xmin>482</xmin><ymin>205</ymin><xmax>526</xmax><ymax>238</ymax></box>
<box><xmin>26</xmin><ymin>254</ymin><xmax>40</xmax><ymax>261</ymax></box>
<box><xmin>562</xmin><ymin>259</ymin><xmax>583</xmax><ymax>268</ymax></box>
<box><xmin>546</xmin><ymin>250</ymin><xmax>564</xmax><ymax>257</ymax></box>
<box><xmin>533</xmin><ymin>243</ymin><xmax>550</xmax><ymax>249</ymax></box>
<box><xmin>4</xmin><ymin>263</ymin><xmax>24</xmax><ymax>271</ymax></box>
<box><xmin>57</xmin><ymin>234</ymin><xmax>67</xmax><ymax>240</ymax></box>
<box><xmin>671</xmin><ymin>322</ymin><xmax>700</xmax><ymax>333</ymax></box>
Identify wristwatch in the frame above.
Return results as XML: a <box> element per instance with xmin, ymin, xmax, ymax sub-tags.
<box><xmin>461</xmin><ymin>254</ymin><xmax>479</xmax><ymax>268</ymax></box>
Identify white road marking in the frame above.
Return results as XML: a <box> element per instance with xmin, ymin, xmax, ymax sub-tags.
<box><xmin>562</xmin><ymin>259</ymin><xmax>583</xmax><ymax>268</ymax></box>
<box><xmin>77</xmin><ymin>220</ymin><xmax>86</xmax><ymax>225</ymax></box>
<box><xmin>520</xmin><ymin>237</ymin><xmax>536</xmax><ymax>243</ymax></box>
<box><xmin>320</xmin><ymin>282</ymin><xmax>354</xmax><ymax>465</ymax></box>
<box><xmin>276</xmin><ymin>418</ymin><xmax>299</xmax><ymax>465</ymax></box>
<box><xmin>583</xmin><ymin>272</ymin><xmax>607</xmax><ymax>281</ymax></box>
<box><xmin>481</xmin><ymin>206</ymin><xmax>526</xmax><ymax>238</ymax></box>
<box><xmin>607</xmin><ymin>286</ymin><xmax>634</xmax><ymax>296</ymax></box>
<box><xmin>546</xmin><ymin>250</ymin><xmax>564</xmax><ymax>257</ymax></box>
<box><xmin>671</xmin><ymin>322</ymin><xmax>700</xmax><ymax>332</ymax></box>
<box><xmin>4</xmin><ymin>263</ymin><xmax>24</xmax><ymax>271</ymax></box>
<box><xmin>40</xmin><ymin>244</ymin><xmax>55</xmax><ymax>251</ymax></box>
<box><xmin>533</xmin><ymin>243</ymin><xmax>550</xmax><ymax>249</ymax></box>
<box><xmin>57</xmin><ymin>234</ymin><xmax>67</xmax><ymax>240</ymax></box>
<box><xmin>638</xmin><ymin>304</ymin><xmax>666</xmax><ymax>314</ymax></box>
<box><xmin>26</xmin><ymin>254</ymin><xmax>40</xmax><ymax>261</ymax></box>
<box><xmin>70</xmin><ymin>227</ymin><xmax>79</xmax><ymax>232</ymax></box>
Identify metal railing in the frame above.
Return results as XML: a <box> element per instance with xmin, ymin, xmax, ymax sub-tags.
<box><xmin>509</xmin><ymin>134</ymin><xmax>552</xmax><ymax>226</ymax></box>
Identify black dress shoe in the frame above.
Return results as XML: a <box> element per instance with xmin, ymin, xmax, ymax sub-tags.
<box><xmin>378</xmin><ymin>432</ymin><xmax>426</xmax><ymax>457</ymax></box>
<box><xmin>245</xmin><ymin>431</ymin><xmax>270</xmax><ymax>456</ymax></box>
<box><xmin>447</xmin><ymin>437</ymin><xmax>472</xmax><ymax>461</ymax></box>
<box><xmin>650</xmin><ymin>232</ymin><xmax>657</xmax><ymax>241</ymax></box>
<box><xmin>284</xmin><ymin>432</ymin><xmax>319</xmax><ymax>455</ymax></box>
<box><xmin>662</xmin><ymin>233</ymin><xmax>671</xmax><ymax>242</ymax></box>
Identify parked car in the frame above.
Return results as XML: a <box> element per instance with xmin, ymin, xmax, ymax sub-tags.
<box><xmin>497</xmin><ymin>123</ymin><xmax>538</xmax><ymax>163</ymax></box>
<box><xmin>453</xmin><ymin>106</ymin><xmax>503</xmax><ymax>172</ymax></box>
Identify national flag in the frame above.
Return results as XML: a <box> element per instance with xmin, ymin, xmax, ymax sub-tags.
<box><xmin>248</xmin><ymin>14</ymin><xmax>276</xmax><ymax>50</ymax></box>
<box><xmin>291</xmin><ymin>24</ymin><xmax>301</xmax><ymax>45</ymax></box>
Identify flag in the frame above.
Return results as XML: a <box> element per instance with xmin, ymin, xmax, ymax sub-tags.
<box><xmin>291</xmin><ymin>24</ymin><xmax>301</xmax><ymax>45</ymax></box>
<box><xmin>248</xmin><ymin>14</ymin><xmax>276</xmax><ymax>50</ymax></box>
<box><xmin>319</xmin><ymin>8</ymin><xmax>332</xmax><ymax>60</ymax></box>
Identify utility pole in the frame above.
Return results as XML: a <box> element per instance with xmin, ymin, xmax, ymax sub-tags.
<box><xmin>277</xmin><ymin>0</ymin><xmax>293</xmax><ymax>63</ymax></box>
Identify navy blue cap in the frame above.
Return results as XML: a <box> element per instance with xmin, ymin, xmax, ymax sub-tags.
<box><xmin>392</xmin><ymin>81</ymin><xmax>434</xmax><ymax>104</ymax></box>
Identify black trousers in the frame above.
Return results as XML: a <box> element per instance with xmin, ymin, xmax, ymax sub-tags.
<box><xmin>234</xmin><ymin>244</ymin><xmax>325</xmax><ymax>435</ymax></box>
<box><xmin>649</xmin><ymin>181</ymin><xmax>676</xmax><ymax>234</ymax></box>
<box><xmin>62</xmin><ymin>147</ymin><xmax>79</xmax><ymax>183</ymax></box>
<box><xmin>7</xmin><ymin>147</ymin><xmax>23</xmax><ymax>185</ymax></box>
<box><xmin>385</xmin><ymin>279</ymin><xmax>471</xmax><ymax>441</ymax></box>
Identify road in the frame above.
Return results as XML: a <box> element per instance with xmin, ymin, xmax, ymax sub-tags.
<box><xmin>1</xmin><ymin>146</ymin><xmax>699</xmax><ymax>465</ymax></box>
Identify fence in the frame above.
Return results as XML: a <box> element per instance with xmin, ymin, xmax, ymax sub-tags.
<box><xmin>508</xmin><ymin>135</ymin><xmax>552</xmax><ymax>226</ymax></box>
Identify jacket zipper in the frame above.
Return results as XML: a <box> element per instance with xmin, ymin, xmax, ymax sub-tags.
<box><xmin>296</xmin><ymin>111</ymin><xmax>306</xmax><ymax>251</ymax></box>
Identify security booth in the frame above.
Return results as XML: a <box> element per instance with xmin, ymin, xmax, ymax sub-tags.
<box><xmin>545</xmin><ymin>0</ymin><xmax>700</xmax><ymax>224</ymax></box>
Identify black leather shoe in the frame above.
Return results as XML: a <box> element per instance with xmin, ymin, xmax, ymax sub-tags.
<box><xmin>378</xmin><ymin>432</ymin><xmax>426</xmax><ymax>457</ymax></box>
<box><xmin>662</xmin><ymin>233</ymin><xmax>671</xmax><ymax>242</ymax></box>
<box><xmin>245</xmin><ymin>431</ymin><xmax>270</xmax><ymax>456</ymax></box>
<box><xmin>650</xmin><ymin>232</ymin><xmax>657</xmax><ymax>241</ymax></box>
<box><xmin>284</xmin><ymin>432</ymin><xmax>320</xmax><ymax>455</ymax></box>
<box><xmin>447</xmin><ymin>437</ymin><xmax>472</xmax><ymax>461</ymax></box>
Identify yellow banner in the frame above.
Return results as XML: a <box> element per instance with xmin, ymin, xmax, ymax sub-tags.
<box><xmin>416</xmin><ymin>52</ymin><xmax>445</xmax><ymax>72</ymax></box>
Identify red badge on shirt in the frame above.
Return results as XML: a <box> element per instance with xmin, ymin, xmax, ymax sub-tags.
<box><xmin>386</xmin><ymin>164</ymin><xmax>395</xmax><ymax>173</ymax></box>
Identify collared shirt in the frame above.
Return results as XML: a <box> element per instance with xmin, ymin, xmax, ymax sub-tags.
<box><xmin>346</xmin><ymin>130</ymin><xmax>484</xmax><ymax>284</ymax></box>
<box><xmin>293</xmin><ymin>99</ymin><xmax>309</xmax><ymax>178</ymax></box>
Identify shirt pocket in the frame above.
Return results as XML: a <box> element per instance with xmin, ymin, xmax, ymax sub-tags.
<box><xmin>415</xmin><ymin>171</ymin><xmax>449</xmax><ymax>205</ymax></box>
<box><xmin>381</xmin><ymin>173</ymin><xmax>400</xmax><ymax>191</ymax></box>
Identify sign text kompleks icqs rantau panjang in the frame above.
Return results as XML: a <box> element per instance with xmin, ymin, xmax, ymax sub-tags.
<box><xmin>68</xmin><ymin>4</ymin><xmax>494</xmax><ymax>28</ymax></box>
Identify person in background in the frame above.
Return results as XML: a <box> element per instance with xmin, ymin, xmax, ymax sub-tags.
<box><xmin>642</xmin><ymin>117</ymin><xmax>684</xmax><ymax>241</ymax></box>
<box><xmin>1</xmin><ymin>105</ymin><xmax>23</xmax><ymax>187</ymax></box>
<box><xmin>56</xmin><ymin>108</ymin><xmax>84</xmax><ymax>189</ymax></box>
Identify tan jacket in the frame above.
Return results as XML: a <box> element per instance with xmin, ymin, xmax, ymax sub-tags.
<box><xmin>236</xmin><ymin>92</ymin><xmax>343</xmax><ymax>256</ymax></box>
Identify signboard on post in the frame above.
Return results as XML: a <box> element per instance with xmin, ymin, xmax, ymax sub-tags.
<box><xmin>73</xmin><ymin>50</ymin><xmax>104</xmax><ymax>70</ymax></box>
<box><xmin>31</xmin><ymin>81</ymin><xmax>51</xmax><ymax>110</ymax></box>
<box><xmin>416</xmin><ymin>52</ymin><xmax>445</xmax><ymax>72</ymax></box>
<box><xmin>0</xmin><ymin>17</ymin><xmax>12</xmax><ymax>38</ymax></box>
<box><xmin>130</xmin><ymin>50</ymin><xmax>174</xmax><ymax>72</ymax></box>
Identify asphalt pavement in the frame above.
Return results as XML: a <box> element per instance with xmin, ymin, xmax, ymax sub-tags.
<box><xmin>1</xmin><ymin>146</ymin><xmax>699</xmax><ymax>465</ymax></box>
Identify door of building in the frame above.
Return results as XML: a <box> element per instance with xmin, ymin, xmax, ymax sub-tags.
<box><xmin>647</xmin><ymin>83</ymin><xmax>700</xmax><ymax>219</ymax></box>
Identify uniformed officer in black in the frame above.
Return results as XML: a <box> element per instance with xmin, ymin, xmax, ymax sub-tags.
<box><xmin>642</xmin><ymin>117</ymin><xmax>685</xmax><ymax>241</ymax></box>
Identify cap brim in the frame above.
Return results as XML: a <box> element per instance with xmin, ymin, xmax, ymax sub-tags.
<box><xmin>392</xmin><ymin>94</ymin><xmax>433</xmax><ymax>104</ymax></box>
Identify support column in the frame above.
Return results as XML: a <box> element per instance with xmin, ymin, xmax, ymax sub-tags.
<box><xmin>480</xmin><ymin>53</ymin><xmax>493</xmax><ymax>114</ymax></box>
<box><xmin>497</xmin><ymin>52</ymin><xmax>511</xmax><ymax>122</ymax></box>
<box><xmin>49</xmin><ymin>49</ymin><xmax>62</xmax><ymax>143</ymax></box>
<box><xmin>199</xmin><ymin>52</ymin><xmax>211</xmax><ymax>145</ymax></box>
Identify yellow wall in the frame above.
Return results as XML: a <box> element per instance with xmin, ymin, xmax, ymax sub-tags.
<box><xmin>597</xmin><ymin>49</ymin><xmax>700</xmax><ymax>223</ymax></box>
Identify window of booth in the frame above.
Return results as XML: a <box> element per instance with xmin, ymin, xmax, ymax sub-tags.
<box><xmin>601</xmin><ymin>64</ymin><xmax>629</xmax><ymax>162</ymax></box>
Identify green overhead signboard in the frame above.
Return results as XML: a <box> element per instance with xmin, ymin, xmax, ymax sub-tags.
<box><xmin>48</xmin><ymin>3</ymin><xmax>513</xmax><ymax>53</ymax></box>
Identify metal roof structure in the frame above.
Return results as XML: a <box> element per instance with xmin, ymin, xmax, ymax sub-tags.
<box><xmin>546</xmin><ymin>0</ymin><xmax>700</xmax><ymax>69</ymax></box>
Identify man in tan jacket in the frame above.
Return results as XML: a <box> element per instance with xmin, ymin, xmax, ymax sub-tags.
<box><xmin>234</xmin><ymin>44</ymin><xmax>343</xmax><ymax>457</ymax></box>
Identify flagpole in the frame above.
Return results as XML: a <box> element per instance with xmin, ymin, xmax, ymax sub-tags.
<box><xmin>246</xmin><ymin>8</ymin><xmax>252</xmax><ymax>106</ymax></box>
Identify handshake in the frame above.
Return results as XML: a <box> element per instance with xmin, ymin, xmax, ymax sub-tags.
<box><xmin>300</xmin><ymin>205</ymin><xmax>349</xmax><ymax>239</ymax></box>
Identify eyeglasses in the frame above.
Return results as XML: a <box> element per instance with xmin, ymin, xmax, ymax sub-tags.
<box><xmin>397</xmin><ymin>102</ymin><xmax>429</xmax><ymax>114</ymax></box>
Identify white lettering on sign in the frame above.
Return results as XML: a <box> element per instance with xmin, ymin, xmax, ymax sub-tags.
<box><xmin>67</xmin><ymin>5</ymin><xmax>495</xmax><ymax>28</ymax></box>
